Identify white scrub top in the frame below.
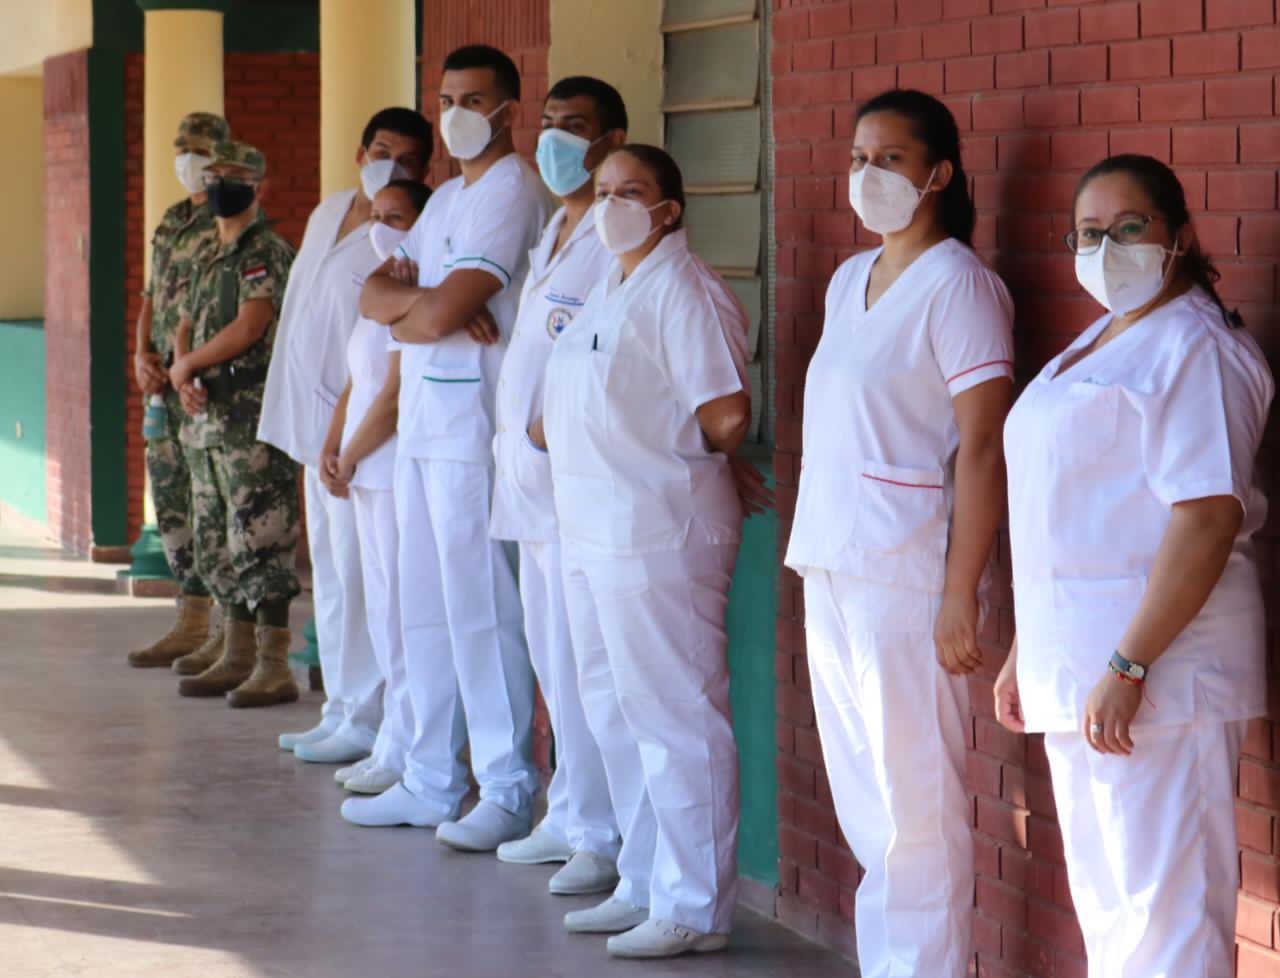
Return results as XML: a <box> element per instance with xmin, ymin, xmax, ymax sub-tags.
<box><xmin>341</xmin><ymin>315</ymin><xmax>398</xmax><ymax>491</ymax></box>
<box><xmin>396</xmin><ymin>153</ymin><xmax>553</xmax><ymax>464</ymax></box>
<box><xmin>784</xmin><ymin>238</ymin><xmax>1015</xmax><ymax>592</ymax></box>
<box><xmin>1005</xmin><ymin>288</ymin><xmax>1273</xmax><ymax>732</ymax></box>
<box><xmin>490</xmin><ymin>204</ymin><xmax>612</xmax><ymax>543</ymax></box>
<box><xmin>543</xmin><ymin>229</ymin><xmax>749</xmax><ymax>555</ymax></box>
<box><xmin>258</xmin><ymin>189</ymin><xmax>378</xmax><ymax>468</ymax></box>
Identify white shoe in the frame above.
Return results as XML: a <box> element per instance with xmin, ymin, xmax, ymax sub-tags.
<box><xmin>278</xmin><ymin>718</ymin><xmax>339</xmax><ymax>752</ymax></box>
<box><xmin>334</xmin><ymin>757</ymin><xmax>374</xmax><ymax>784</ymax></box>
<box><xmin>436</xmin><ymin>800</ymin><xmax>531</xmax><ymax>852</ymax></box>
<box><xmin>340</xmin><ymin>783</ymin><xmax>454</xmax><ymax>828</ymax></box>
<box><xmin>606</xmin><ymin>919</ymin><xmax>729</xmax><ymax>958</ymax></box>
<box><xmin>294</xmin><ymin>731</ymin><xmax>370</xmax><ymax>765</ymax></box>
<box><xmin>496</xmin><ymin>823</ymin><xmax>573</xmax><ymax>865</ymax></box>
<box><xmin>563</xmin><ymin>897</ymin><xmax>648</xmax><ymax>934</ymax></box>
<box><xmin>343</xmin><ymin>765</ymin><xmax>401</xmax><ymax>795</ymax></box>
<box><xmin>549</xmin><ymin>851</ymin><xmax>620</xmax><ymax>896</ymax></box>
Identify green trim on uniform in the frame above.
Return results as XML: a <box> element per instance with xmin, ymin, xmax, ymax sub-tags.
<box><xmin>442</xmin><ymin>256</ymin><xmax>512</xmax><ymax>286</ymax></box>
<box><xmin>422</xmin><ymin>375</ymin><xmax>482</xmax><ymax>384</ymax></box>
<box><xmin>86</xmin><ymin>48</ymin><xmax>130</xmax><ymax>548</ymax></box>
<box><xmin>134</xmin><ymin>0</ymin><xmax>233</xmax><ymax>12</ymax></box>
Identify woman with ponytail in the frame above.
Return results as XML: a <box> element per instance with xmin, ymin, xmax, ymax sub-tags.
<box><xmin>995</xmin><ymin>155</ymin><xmax>1272</xmax><ymax>977</ymax></box>
<box><xmin>784</xmin><ymin>89</ymin><xmax>1014</xmax><ymax>978</ymax></box>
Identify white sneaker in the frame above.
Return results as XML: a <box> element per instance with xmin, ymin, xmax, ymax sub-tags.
<box><xmin>278</xmin><ymin>718</ymin><xmax>339</xmax><ymax>752</ymax></box>
<box><xmin>436</xmin><ymin>800</ymin><xmax>531</xmax><ymax>852</ymax></box>
<box><xmin>563</xmin><ymin>897</ymin><xmax>648</xmax><ymax>934</ymax></box>
<box><xmin>606</xmin><ymin>919</ymin><xmax>729</xmax><ymax>958</ymax></box>
<box><xmin>496</xmin><ymin>823</ymin><xmax>573</xmax><ymax>865</ymax></box>
<box><xmin>343</xmin><ymin>765</ymin><xmax>401</xmax><ymax>795</ymax></box>
<box><xmin>339</xmin><ymin>783</ymin><xmax>454</xmax><ymax>828</ymax></box>
<box><xmin>549</xmin><ymin>851</ymin><xmax>620</xmax><ymax>896</ymax></box>
<box><xmin>294</xmin><ymin>731</ymin><xmax>370</xmax><ymax>765</ymax></box>
<box><xmin>334</xmin><ymin>757</ymin><xmax>374</xmax><ymax>784</ymax></box>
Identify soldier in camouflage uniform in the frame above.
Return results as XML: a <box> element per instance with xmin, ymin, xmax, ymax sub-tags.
<box><xmin>129</xmin><ymin>112</ymin><xmax>230</xmax><ymax>670</ymax></box>
<box><xmin>167</xmin><ymin>141</ymin><xmax>303</xmax><ymax>709</ymax></box>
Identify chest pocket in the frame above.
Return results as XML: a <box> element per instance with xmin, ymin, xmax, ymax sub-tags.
<box><xmin>1055</xmin><ymin>380</ymin><xmax>1121</xmax><ymax>468</ymax></box>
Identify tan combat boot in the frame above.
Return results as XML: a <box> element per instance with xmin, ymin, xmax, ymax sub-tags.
<box><xmin>172</xmin><ymin>618</ymin><xmax>226</xmax><ymax>675</ymax></box>
<box><xmin>226</xmin><ymin>625</ymin><xmax>300</xmax><ymax>708</ymax></box>
<box><xmin>177</xmin><ymin>618</ymin><xmax>257</xmax><ymax>697</ymax></box>
<box><xmin>127</xmin><ymin>595</ymin><xmax>214</xmax><ymax>668</ymax></box>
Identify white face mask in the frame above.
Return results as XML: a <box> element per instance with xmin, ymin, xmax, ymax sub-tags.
<box><xmin>175</xmin><ymin>152</ymin><xmax>211</xmax><ymax>195</ymax></box>
<box><xmin>439</xmin><ymin>102</ymin><xmax>507</xmax><ymax>161</ymax></box>
<box><xmin>360</xmin><ymin>158</ymin><xmax>409</xmax><ymax>201</ymax></box>
<box><xmin>1075</xmin><ymin>236</ymin><xmax>1179</xmax><ymax>315</ymax></box>
<box><xmin>847</xmin><ymin>163</ymin><xmax>935</xmax><ymax>235</ymax></box>
<box><xmin>593</xmin><ymin>195</ymin><xmax>668</xmax><ymax>255</ymax></box>
<box><xmin>369</xmin><ymin>222</ymin><xmax>410</xmax><ymax>263</ymax></box>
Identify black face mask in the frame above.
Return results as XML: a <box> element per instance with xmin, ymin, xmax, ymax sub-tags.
<box><xmin>206</xmin><ymin>178</ymin><xmax>257</xmax><ymax>218</ymax></box>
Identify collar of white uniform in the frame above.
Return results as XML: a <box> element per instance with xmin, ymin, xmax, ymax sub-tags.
<box><xmin>607</xmin><ymin>227</ymin><xmax>689</xmax><ymax>296</ymax></box>
<box><xmin>535</xmin><ymin>201</ymin><xmax>600</xmax><ymax>275</ymax></box>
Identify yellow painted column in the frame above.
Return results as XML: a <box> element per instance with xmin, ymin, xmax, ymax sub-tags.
<box><xmin>320</xmin><ymin>0</ymin><xmax>417</xmax><ymax>197</ymax></box>
<box><xmin>138</xmin><ymin>4</ymin><xmax>225</xmax><ymax>540</ymax></box>
<box><xmin>0</xmin><ymin>77</ymin><xmax>45</xmax><ymax>319</ymax></box>
<box><xmin>142</xmin><ymin>8</ymin><xmax>225</xmax><ymax>276</ymax></box>
<box><xmin>549</xmin><ymin>0</ymin><xmax>664</xmax><ymax>144</ymax></box>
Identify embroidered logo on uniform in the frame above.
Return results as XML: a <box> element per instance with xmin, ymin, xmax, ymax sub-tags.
<box><xmin>546</xmin><ymin>307</ymin><xmax>573</xmax><ymax>338</ymax></box>
<box><xmin>242</xmin><ymin>264</ymin><xmax>268</xmax><ymax>281</ymax></box>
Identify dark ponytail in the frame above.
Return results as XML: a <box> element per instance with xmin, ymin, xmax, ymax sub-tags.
<box><xmin>1074</xmin><ymin>154</ymin><xmax>1243</xmax><ymax>329</ymax></box>
<box><xmin>855</xmin><ymin>89</ymin><xmax>975</xmax><ymax>246</ymax></box>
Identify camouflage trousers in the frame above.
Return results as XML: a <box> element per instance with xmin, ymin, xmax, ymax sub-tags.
<box><xmin>185</xmin><ymin>439</ymin><xmax>301</xmax><ymax>608</ymax></box>
<box><xmin>145</xmin><ymin>426</ymin><xmax>203</xmax><ymax>593</ymax></box>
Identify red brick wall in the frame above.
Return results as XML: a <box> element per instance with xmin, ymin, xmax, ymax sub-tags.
<box><xmin>420</xmin><ymin>0</ymin><xmax>554</xmax><ymax>772</ymax></box>
<box><xmin>122</xmin><ymin>52</ymin><xmax>321</xmax><ymax>545</ymax></box>
<box><xmin>44</xmin><ymin>50</ymin><xmax>95</xmax><ymax>556</ymax></box>
<box><xmin>771</xmin><ymin>1</ymin><xmax>1280</xmax><ymax>975</ymax></box>
<box><xmin>420</xmin><ymin>0</ymin><xmax>550</xmax><ymax>188</ymax></box>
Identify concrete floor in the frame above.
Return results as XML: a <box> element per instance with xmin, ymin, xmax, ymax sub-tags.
<box><xmin>0</xmin><ymin>528</ymin><xmax>848</xmax><ymax>978</ymax></box>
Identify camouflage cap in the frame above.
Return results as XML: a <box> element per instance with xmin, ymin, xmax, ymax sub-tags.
<box><xmin>208</xmin><ymin>140</ymin><xmax>266</xmax><ymax>179</ymax></box>
<box><xmin>174</xmin><ymin>112</ymin><xmax>230</xmax><ymax>151</ymax></box>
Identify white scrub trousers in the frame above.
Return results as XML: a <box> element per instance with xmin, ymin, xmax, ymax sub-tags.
<box><xmin>561</xmin><ymin>539</ymin><xmax>741</xmax><ymax>935</ymax></box>
<box><xmin>519</xmin><ymin>540</ymin><xmax>619</xmax><ymax>859</ymax></box>
<box><xmin>395</xmin><ymin>457</ymin><xmax>537</xmax><ymax>817</ymax></box>
<box><xmin>1045</xmin><ymin>720</ymin><xmax>1245</xmax><ymax>978</ymax></box>
<box><xmin>803</xmin><ymin>571</ymin><xmax>972</xmax><ymax>978</ymax></box>
<box><xmin>350</xmin><ymin>487</ymin><xmax>413</xmax><ymax>774</ymax></box>
<box><xmin>304</xmin><ymin>467</ymin><xmax>383</xmax><ymax>748</ymax></box>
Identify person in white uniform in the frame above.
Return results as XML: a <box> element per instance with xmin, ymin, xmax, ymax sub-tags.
<box><xmin>259</xmin><ymin>108</ymin><xmax>433</xmax><ymax>764</ymax></box>
<box><xmin>784</xmin><ymin>90</ymin><xmax>1014</xmax><ymax>978</ymax></box>
<box><xmin>317</xmin><ymin>180</ymin><xmax>431</xmax><ymax>797</ymax></box>
<box><xmin>342</xmin><ymin>45</ymin><xmax>551</xmax><ymax>852</ymax></box>
<box><xmin>995</xmin><ymin>153</ymin><xmax>1272</xmax><ymax>978</ymax></box>
<box><xmin>489</xmin><ymin>76</ymin><xmax>627</xmax><ymax>897</ymax></box>
<box><xmin>538</xmin><ymin>144</ymin><xmax>751</xmax><ymax>959</ymax></box>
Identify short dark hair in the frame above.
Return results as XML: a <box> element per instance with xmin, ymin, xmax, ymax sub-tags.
<box><xmin>546</xmin><ymin>76</ymin><xmax>629</xmax><ymax>134</ymax></box>
<box><xmin>856</xmin><ymin>89</ymin><xmax>974</xmax><ymax>246</ymax></box>
<box><xmin>605</xmin><ymin>144</ymin><xmax>686</xmax><ymax>229</ymax></box>
<box><xmin>361</xmin><ymin>107</ymin><xmax>434</xmax><ymax>161</ymax></box>
<box><xmin>442</xmin><ymin>45</ymin><xmax>521</xmax><ymax>101</ymax></box>
<box><xmin>382</xmin><ymin>178</ymin><xmax>432</xmax><ymax>215</ymax></box>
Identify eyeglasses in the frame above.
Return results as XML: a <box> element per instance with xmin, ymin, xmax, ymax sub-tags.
<box><xmin>1064</xmin><ymin>215</ymin><xmax>1161</xmax><ymax>255</ymax></box>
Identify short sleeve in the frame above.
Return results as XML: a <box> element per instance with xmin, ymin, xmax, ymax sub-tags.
<box><xmin>929</xmin><ymin>265</ymin><xmax>1015</xmax><ymax>397</ymax></box>
<box><xmin>1142</xmin><ymin>333</ymin><xmax>1270</xmax><ymax>509</ymax></box>
<box><xmin>660</xmin><ymin>268</ymin><xmax>748</xmax><ymax>412</ymax></box>
<box><xmin>446</xmin><ymin>170</ymin><xmax>542</xmax><ymax>289</ymax></box>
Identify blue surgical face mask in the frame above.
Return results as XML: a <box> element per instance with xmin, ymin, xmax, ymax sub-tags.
<box><xmin>536</xmin><ymin>127</ymin><xmax>601</xmax><ymax>197</ymax></box>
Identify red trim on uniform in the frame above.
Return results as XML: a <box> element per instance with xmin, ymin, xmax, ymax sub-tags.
<box><xmin>243</xmin><ymin>264</ymin><xmax>267</xmax><ymax>279</ymax></box>
<box><xmin>862</xmin><ymin>474</ymin><xmax>944</xmax><ymax>490</ymax></box>
<box><xmin>946</xmin><ymin>359</ymin><xmax>1013</xmax><ymax>384</ymax></box>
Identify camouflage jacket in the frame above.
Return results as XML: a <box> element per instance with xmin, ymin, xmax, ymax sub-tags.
<box><xmin>179</xmin><ymin>213</ymin><xmax>296</xmax><ymax>449</ymax></box>
<box><xmin>146</xmin><ymin>197</ymin><xmax>218</xmax><ymax>358</ymax></box>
